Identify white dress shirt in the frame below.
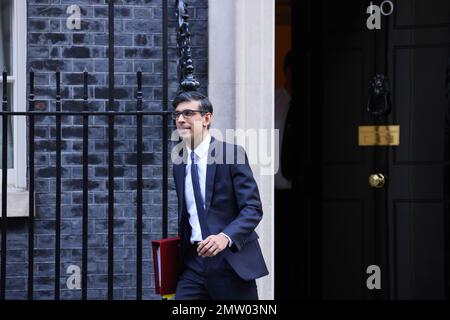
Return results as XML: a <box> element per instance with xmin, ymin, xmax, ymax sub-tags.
<box><xmin>185</xmin><ymin>134</ymin><xmax>232</xmax><ymax>246</ymax></box>
<box><xmin>185</xmin><ymin>134</ymin><xmax>210</xmax><ymax>243</ymax></box>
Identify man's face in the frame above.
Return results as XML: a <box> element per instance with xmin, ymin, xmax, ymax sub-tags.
<box><xmin>175</xmin><ymin>100</ymin><xmax>211</xmax><ymax>143</ymax></box>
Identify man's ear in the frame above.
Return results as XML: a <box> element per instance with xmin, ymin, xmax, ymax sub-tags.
<box><xmin>203</xmin><ymin>113</ymin><xmax>212</xmax><ymax>128</ymax></box>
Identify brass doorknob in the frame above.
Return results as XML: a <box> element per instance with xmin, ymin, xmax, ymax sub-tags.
<box><xmin>369</xmin><ymin>173</ymin><xmax>385</xmax><ymax>188</ymax></box>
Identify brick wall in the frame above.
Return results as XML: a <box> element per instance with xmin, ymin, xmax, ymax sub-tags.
<box><xmin>3</xmin><ymin>0</ymin><xmax>207</xmax><ymax>300</ymax></box>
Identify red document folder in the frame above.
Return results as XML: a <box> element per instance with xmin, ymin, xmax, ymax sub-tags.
<box><xmin>151</xmin><ymin>236</ymin><xmax>180</xmax><ymax>296</ymax></box>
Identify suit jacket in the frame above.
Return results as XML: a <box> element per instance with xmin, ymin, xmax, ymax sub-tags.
<box><xmin>173</xmin><ymin>137</ymin><xmax>269</xmax><ymax>281</ymax></box>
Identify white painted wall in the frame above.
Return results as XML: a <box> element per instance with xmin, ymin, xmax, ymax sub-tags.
<box><xmin>209</xmin><ymin>0</ymin><xmax>275</xmax><ymax>300</ymax></box>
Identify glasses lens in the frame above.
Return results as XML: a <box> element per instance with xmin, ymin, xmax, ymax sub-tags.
<box><xmin>173</xmin><ymin>110</ymin><xmax>204</xmax><ymax>120</ymax></box>
<box><xmin>183</xmin><ymin>110</ymin><xmax>195</xmax><ymax>117</ymax></box>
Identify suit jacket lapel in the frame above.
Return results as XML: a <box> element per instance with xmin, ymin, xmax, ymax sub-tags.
<box><xmin>174</xmin><ymin>146</ymin><xmax>188</xmax><ymax>225</ymax></box>
<box><xmin>205</xmin><ymin>137</ymin><xmax>218</xmax><ymax>216</ymax></box>
<box><xmin>176</xmin><ymin>137</ymin><xmax>218</xmax><ymax>219</ymax></box>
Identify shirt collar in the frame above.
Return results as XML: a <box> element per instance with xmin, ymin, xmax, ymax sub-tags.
<box><xmin>187</xmin><ymin>134</ymin><xmax>211</xmax><ymax>161</ymax></box>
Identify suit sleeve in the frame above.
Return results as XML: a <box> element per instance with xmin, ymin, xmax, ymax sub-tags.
<box><xmin>222</xmin><ymin>145</ymin><xmax>263</xmax><ymax>251</ymax></box>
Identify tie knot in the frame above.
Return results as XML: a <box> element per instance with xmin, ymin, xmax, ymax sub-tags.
<box><xmin>190</xmin><ymin>151</ymin><xmax>196</xmax><ymax>163</ymax></box>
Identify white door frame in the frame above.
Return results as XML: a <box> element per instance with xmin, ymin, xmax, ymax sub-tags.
<box><xmin>209</xmin><ymin>0</ymin><xmax>275</xmax><ymax>300</ymax></box>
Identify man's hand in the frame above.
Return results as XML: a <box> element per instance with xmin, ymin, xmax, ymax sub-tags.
<box><xmin>197</xmin><ymin>234</ymin><xmax>229</xmax><ymax>257</ymax></box>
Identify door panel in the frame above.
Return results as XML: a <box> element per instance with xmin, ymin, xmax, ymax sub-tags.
<box><xmin>388</xmin><ymin>0</ymin><xmax>450</xmax><ymax>299</ymax></box>
<box><xmin>395</xmin><ymin>0</ymin><xmax>450</xmax><ymax>27</ymax></box>
<box><xmin>322</xmin><ymin>49</ymin><xmax>365</xmax><ymax>164</ymax></box>
<box><xmin>322</xmin><ymin>201</ymin><xmax>365</xmax><ymax>299</ymax></box>
<box><xmin>393</xmin><ymin>202</ymin><xmax>446</xmax><ymax>299</ymax></box>
<box><xmin>393</xmin><ymin>46</ymin><xmax>449</xmax><ymax>163</ymax></box>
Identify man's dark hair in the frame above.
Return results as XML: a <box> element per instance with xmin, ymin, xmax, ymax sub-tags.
<box><xmin>172</xmin><ymin>91</ymin><xmax>213</xmax><ymax>115</ymax></box>
<box><xmin>283</xmin><ymin>50</ymin><xmax>292</xmax><ymax>72</ymax></box>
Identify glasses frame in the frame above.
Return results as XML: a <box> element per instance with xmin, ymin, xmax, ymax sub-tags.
<box><xmin>172</xmin><ymin>109</ymin><xmax>208</xmax><ymax>120</ymax></box>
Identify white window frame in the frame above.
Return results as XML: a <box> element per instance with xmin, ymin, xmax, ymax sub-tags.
<box><xmin>0</xmin><ymin>0</ymin><xmax>27</xmax><ymax>190</ymax></box>
<box><xmin>0</xmin><ymin>0</ymin><xmax>29</xmax><ymax>218</ymax></box>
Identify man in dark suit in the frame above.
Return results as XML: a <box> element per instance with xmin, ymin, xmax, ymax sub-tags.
<box><xmin>171</xmin><ymin>91</ymin><xmax>269</xmax><ymax>300</ymax></box>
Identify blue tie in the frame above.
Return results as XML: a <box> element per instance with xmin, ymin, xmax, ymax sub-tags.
<box><xmin>190</xmin><ymin>151</ymin><xmax>210</xmax><ymax>239</ymax></box>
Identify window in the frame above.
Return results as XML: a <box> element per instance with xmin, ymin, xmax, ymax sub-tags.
<box><xmin>1</xmin><ymin>1</ymin><xmax>14</xmax><ymax>170</ymax></box>
<box><xmin>0</xmin><ymin>0</ymin><xmax>27</xmax><ymax>191</ymax></box>
<box><xmin>0</xmin><ymin>0</ymin><xmax>28</xmax><ymax>217</ymax></box>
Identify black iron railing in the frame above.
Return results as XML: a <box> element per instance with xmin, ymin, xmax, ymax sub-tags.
<box><xmin>1</xmin><ymin>67</ymin><xmax>171</xmax><ymax>300</ymax></box>
<box><xmin>0</xmin><ymin>0</ymin><xmax>199</xmax><ymax>300</ymax></box>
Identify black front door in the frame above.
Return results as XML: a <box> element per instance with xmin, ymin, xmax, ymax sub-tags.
<box><xmin>292</xmin><ymin>0</ymin><xmax>450</xmax><ymax>299</ymax></box>
<box><xmin>386</xmin><ymin>0</ymin><xmax>450</xmax><ymax>299</ymax></box>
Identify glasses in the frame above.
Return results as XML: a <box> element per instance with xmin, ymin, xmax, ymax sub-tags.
<box><xmin>172</xmin><ymin>109</ymin><xmax>207</xmax><ymax>120</ymax></box>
